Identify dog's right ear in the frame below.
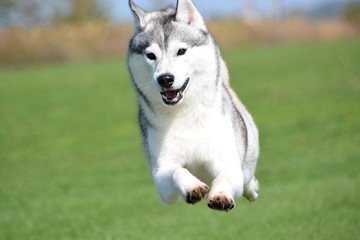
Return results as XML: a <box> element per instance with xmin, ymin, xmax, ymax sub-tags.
<box><xmin>129</xmin><ymin>0</ymin><xmax>147</xmax><ymax>29</ymax></box>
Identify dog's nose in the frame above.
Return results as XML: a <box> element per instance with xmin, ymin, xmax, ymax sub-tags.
<box><xmin>157</xmin><ymin>74</ymin><xmax>174</xmax><ymax>88</ymax></box>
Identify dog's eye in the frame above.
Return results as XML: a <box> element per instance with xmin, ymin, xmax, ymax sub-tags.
<box><xmin>177</xmin><ymin>48</ymin><xmax>187</xmax><ymax>56</ymax></box>
<box><xmin>146</xmin><ymin>52</ymin><xmax>157</xmax><ymax>61</ymax></box>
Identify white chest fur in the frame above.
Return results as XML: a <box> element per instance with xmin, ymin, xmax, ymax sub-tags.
<box><xmin>147</xmin><ymin>104</ymin><xmax>244</xmax><ymax>181</ymax></box>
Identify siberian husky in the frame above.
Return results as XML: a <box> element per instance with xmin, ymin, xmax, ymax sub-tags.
<box><xmin>127</xmin><ymin>0</ymin><xmax>260</xmax><ymax>211</ymax></box>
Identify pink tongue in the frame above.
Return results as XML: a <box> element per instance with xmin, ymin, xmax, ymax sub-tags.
<box><xmin>165</xmin><ymin>91</ymin><xmax>178</xmax><ymax>99</ymax></box>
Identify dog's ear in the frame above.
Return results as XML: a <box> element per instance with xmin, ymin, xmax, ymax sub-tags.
<box><xmin>129</xmin><ymin>0</ymin><xmax>147</xmax><ymax>29</ymax></box>
<box><xmin>176</xmin><ymin>0</ymin><xmax>206</xmax><ymax>30</ymax></box>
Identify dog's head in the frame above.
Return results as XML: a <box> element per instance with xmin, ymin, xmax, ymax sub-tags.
<box><xmin>128</xmin><ymin>0</ymin><xmax>214</xmax><ymax>106</ymax></box>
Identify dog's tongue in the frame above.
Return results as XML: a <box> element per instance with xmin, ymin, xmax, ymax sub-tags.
<box><xmin>164</xmin><ymin>90</ymin><xmax>178</xmax><ymax>100</ymax></box>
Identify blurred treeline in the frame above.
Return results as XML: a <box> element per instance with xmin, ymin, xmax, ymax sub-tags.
<box><xmin>0</xmin><ymin>0</ymin><xmax>359</xmax><ymax>66</ymax></box>
<box><xmin>0</xmin><ymin>0</ymin><xmax>108</xmax><ymax>28</ymax></box>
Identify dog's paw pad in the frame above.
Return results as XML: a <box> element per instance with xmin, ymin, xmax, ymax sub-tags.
<box><xmin>186</xmin><ymin>184</ymin><xmax>210</xmax><ymax>204</ymax></box>
<box><xmin>208</xmin><ymin>194</ymin><xmax>235</xmax><ymax>212</ymax></box>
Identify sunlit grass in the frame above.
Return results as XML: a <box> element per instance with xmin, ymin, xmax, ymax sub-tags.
<box><xmin>1</xmin><ymin>40</ymin><xmax>359</xmax><ymax>239</ymax></box>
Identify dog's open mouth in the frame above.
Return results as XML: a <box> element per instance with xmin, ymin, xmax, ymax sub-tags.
<box><xmin>160</xmin><ymin>78</ymin><xmax>190</xmax><ymax>105</ymax></box>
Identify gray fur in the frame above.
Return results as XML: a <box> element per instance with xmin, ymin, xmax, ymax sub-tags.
<box><xmin>129</xmin><ymin>8</ymin><xmax>208</xmax><ymax>55</ymax></box>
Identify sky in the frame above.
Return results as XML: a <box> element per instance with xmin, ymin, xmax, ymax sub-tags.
<box><xmin>1</xmin><ymin>0</ymin><xmax>357</xmax><ymax>29</ymax></box>
<box><xmin>109</xmin><ymin>0</ymin><xmax>357</xmax><ymax>23</ymax></box>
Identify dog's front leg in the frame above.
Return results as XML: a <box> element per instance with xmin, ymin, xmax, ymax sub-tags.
<box><xmin>208</xmin><ymin>171</ymin><xmax>244</xmax><ymax>212</ymax></box>
<box><xmin>153</xmin><ymin>167</ymin><xmax>209</xmax><ymax>205</ymax></box>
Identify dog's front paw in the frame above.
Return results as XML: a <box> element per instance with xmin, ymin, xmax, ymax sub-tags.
<box><xmin>186</xmin><ymin>184</ymin><xmax>210</xmax><ymax>204</ymax></box>
<box><xmin>208</xmin><ymin>193</ymin><xmax>235</xmax><ymax>212</ymax></box>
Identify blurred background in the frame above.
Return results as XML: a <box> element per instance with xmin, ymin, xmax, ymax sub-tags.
<box><xmin>0</xmin><ymin>0</ymin><xmax>359</xmax><ymax>65</ymax></box>
<box><xmin>1</xmin><ymin>1</ymin><xmax>359</xmax><ymax>240</ymax></box>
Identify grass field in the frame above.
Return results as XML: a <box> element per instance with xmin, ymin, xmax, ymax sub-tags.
<box><xmin>1</xmin><ymin>40</ymin><xmax>359</xmax><ymax>239</ymax></box>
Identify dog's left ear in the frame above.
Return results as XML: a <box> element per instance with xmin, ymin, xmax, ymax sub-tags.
<box><xmin>176</xmin><ymin>0</ymin><xmax>206</xmax><ymax>30</ymax></box>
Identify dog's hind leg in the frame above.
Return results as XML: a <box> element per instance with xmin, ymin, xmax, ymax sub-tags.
<box><xmin>243</xmin><ymin>177</ymin><xmax>260</xmax><ymax>202</ymax></box>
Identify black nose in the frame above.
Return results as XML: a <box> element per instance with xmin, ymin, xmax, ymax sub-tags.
<box><xmin>157</xmin><ymin>74</ymin><xmax>174</xmax><ymax>88</ymax></box>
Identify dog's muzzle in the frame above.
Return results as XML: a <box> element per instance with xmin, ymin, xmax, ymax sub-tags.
<box><xmin>160</xmin><ymin>78</ymin><xmax>190</xmax><ymax>105</ymax></box>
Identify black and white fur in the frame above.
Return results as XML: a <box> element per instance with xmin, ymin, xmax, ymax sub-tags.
<box><xmin>127</xmin><ymin>0</ymin><xmax>260</xmax><ymax>211</ymax></box>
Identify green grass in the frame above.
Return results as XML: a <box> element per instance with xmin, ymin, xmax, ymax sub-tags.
<box><xmin>1</xmin><ymin>40</ymin><xmax>359</xmax><ymax>240</ymax></box>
